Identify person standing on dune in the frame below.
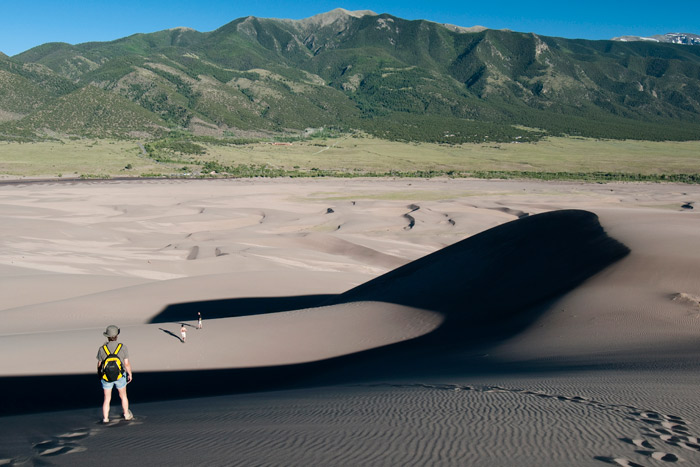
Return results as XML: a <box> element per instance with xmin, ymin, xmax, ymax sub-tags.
<box><xmin>181</xmin><ymin>324</ymin><xmax>187</xmax><ymax>343</ymax></box>
<box><xmin>197</xmin><ymin>312</ymin><xmax>202</xmax><ymax>330</ymax></box>
<box><xmin>97</xmin><ymin>325</ymin><xmax>133</xmax><ymax>423</ymax></box>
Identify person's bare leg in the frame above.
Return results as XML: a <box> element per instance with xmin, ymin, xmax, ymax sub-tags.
<box><xmin>102</xmin><ymin>389</ymin><xmax>112</xmax><ymax>421</ymax></box>
<box><xmin>117</xmin><ymin>385</ymin><xmax>130</xmax><ymax>417</ymax></box>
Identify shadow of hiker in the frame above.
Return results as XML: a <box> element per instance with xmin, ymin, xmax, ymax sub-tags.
<box><xmin>159</xmin><ymin>328</ymin><xmax>183</xmax><ymax>343</ymax></box>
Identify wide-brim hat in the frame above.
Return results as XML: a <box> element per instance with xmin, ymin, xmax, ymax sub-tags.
<box><xmin>103</xmin><ymin>325</ymin><xmax>120</xmax><ymax>338</ymax></box>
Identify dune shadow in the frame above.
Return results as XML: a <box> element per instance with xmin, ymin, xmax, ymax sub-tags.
<box><xmin>4</xmin><ymin>209</ymin><xmax>631</xmax><ymax>416</ymax></box>
<box><xmin>323</xmin><ymin>210</ymin><xmax>629</xmax><ymax>323</ymax></box>
<box><xmin>0</xmin><ymin>342</ymin><xmax>622</xmax><ymax>417</ymax></box>
<box><xmin>0</xmin><ymin>364</ymin><xmax>330</xmax><ymax>416</ymax></box>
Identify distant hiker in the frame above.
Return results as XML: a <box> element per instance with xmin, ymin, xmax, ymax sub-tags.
<box><xmin>197</xmin><ymin>312</ymin><xmax>202</xmax><ymax>330</ymax></box>
<box><xmin>181</xmin><ymin>324</ymin><xmax>187</xmax><ymax>343</ymax></box>
<box><xmin>97</xmin><ymin>325</ymin><xmax>133</xmax><ymax>423</ymax></box>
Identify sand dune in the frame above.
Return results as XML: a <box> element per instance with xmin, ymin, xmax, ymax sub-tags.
<box><xmin>1</xmin><ymin>178</ymin><xmax>699</xmax><ymax>466</ymax></box>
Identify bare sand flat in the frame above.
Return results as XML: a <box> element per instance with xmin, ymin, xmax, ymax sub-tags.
<box><xmin>1</xmin><ymin>177</ymin><xmax>699</xmax><ymax>466</ymax></box>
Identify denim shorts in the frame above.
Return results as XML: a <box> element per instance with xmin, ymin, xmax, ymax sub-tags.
<box><xmin>101</xmin><ymin>376</ymin><xmax>127</xmax><ymax>390</ymax></box>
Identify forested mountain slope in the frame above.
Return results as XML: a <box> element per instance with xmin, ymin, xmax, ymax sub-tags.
<box><xmin>2</xmin><ymin>9</ymin><xmax>699</xmax><ymax>142</ymax></box>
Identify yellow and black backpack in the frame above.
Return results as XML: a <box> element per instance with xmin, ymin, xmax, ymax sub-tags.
<box><xmin>100</xmin><ymin>343</ymin><xmax>125</xmax><ymax>382</ymax></box>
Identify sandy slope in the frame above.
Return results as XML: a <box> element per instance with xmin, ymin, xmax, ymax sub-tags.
<box><xmin>1</xmin><ymin>178</ymin><xmax>699</xmax><ymax>466</ymax></box>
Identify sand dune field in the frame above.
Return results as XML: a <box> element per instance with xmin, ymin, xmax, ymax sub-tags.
<box><xmin>1</xmin><ymin>177</ymin><xmax>699</xmax><ymax>466</ymax></box>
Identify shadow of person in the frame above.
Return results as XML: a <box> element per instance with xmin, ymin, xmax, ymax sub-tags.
<box><xmin>159</xmin><ymin>328</ymin><xmax>183</xmax><ymax>342</ymax></box>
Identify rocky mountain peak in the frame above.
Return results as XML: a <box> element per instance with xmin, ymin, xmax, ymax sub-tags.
<box><xmin>292</xmin><ymin>8</ymin><xmax>377</xmax><ymax>29</ymax></box>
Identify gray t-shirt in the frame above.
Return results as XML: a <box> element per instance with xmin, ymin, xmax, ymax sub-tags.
<box><xmin>96</xmin><ymin>341</ymin><xmax>129</xmax><ymax>362</ymax></box>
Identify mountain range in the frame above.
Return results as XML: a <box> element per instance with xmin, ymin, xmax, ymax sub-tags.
<box><xmin>612</xmin><ymin>33</ymin><xmax>700</xmax><ymax>46</ymax></box>
<box><xmin>1</xmin><ymin>9</ymin><xmax>699</xmax><ymax>143</ymax></box>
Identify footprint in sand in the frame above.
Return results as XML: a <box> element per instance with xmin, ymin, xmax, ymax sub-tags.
<box><xmin>646</xmin><ymin>428</ymin><xmax>700</xmax><ymax>452</ymax></box>
<box><xmin>594</xmin><ymin>456</ymin><xmax>646</xmax><ymax>467</ymax></box>
<box><xmin>32</xmin><ymin>429</ymin><xmax>90</xmax><ymax>457</ymax></box>
<box><xmin>57</xmin><ymin>430</ymin><xmax>91</xmax><ymax>440</ymax></box>
<box><xmin>612</xmin><ymin>411</ymin><xmax>700</xmax><ymax>463</ymax></box>
<box><xmin>620</xmin><ymin>438</ymin><xmax>654</xmax><ymax>449</ymax></box>
<box><xmin>635</xmin><ymin>451</ymin><xmax>682</xmax><ymax>462</ymax></box>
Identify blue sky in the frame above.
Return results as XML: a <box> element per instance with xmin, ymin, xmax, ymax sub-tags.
<box><xmin>2</xmin><ymin>1</ymin><xmax>699</xmax><ymax>56</ymax></box>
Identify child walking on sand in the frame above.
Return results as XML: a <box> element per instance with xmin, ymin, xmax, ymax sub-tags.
<box><xmin>180</xmin><ymin>324</ymin><xmax>187</xmax><ymax>343</ymax></box>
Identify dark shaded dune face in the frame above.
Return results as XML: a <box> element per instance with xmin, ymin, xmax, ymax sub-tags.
<box><xmin>329</xmin><ymin>210</ymin><xmax>630</xmax><ymax>326</ymax></box>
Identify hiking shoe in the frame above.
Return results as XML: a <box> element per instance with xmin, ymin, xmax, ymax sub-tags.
<box><xmin>102</xmin><ymin>418</ymin><xmax>109</xmax><ymax>424</ymax></box>
<box><xmin>124</xmin><ymin>410</ymin><xmax>133</xmax><ymax>421</ymax></box>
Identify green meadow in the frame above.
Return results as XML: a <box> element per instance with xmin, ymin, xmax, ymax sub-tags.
<box><xmin>0</xmin><ymin>140</ymin><xmax>158</xmax><ymax>178</ymax></box>
<box><xmin>1</xmin><ymin>136</ymin><xmax>699</xmax><ymax>182</ymax></box>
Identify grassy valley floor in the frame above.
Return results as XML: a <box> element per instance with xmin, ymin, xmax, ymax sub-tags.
<box><xmin>1</xmin><ymin>136</ymin><xmax>699</xmax><ymax>182</ymax></box>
